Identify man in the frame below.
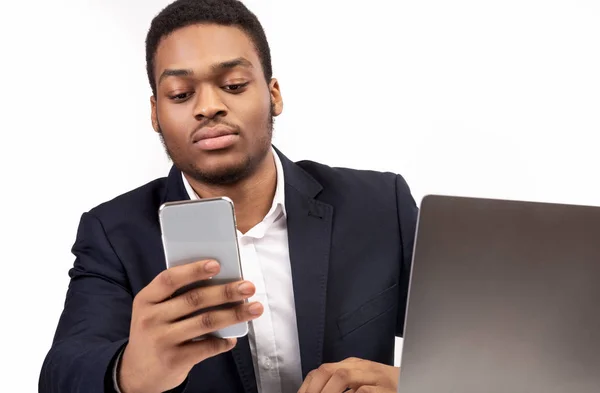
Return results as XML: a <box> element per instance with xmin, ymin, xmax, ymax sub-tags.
<box><xmin>39</xmin><ymin>0</ymin><xmax>418</xmax><ymax>392</ymax></box>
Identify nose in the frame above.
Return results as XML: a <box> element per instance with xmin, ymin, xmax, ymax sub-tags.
<box><xmin>193</xmin><ymin>85</ymin><xmax>227</xmax><ymax>119</ymax></box>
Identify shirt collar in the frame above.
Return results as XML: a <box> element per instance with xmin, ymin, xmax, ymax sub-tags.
<box><xmin>181</xmin><ymin>146</ymin><xmax>287</xmax><ymax>219</ymax></box>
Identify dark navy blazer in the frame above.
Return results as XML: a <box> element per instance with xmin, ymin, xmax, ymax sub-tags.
<box><xmin>39</xmin><ymin>148</ymin><xmax>418</xmax><ymax>393</ymax></box>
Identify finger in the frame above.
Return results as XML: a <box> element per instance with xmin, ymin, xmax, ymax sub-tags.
<box><xmin>353</xmin><ymin>386</ymin><xmax>393</xmax><ymax>393</ymax></box>
<box><xmin>176</xmin><ymin>336</ymin><xmax>238</xmax><ymax>367</ymax></box>
<box><xmin>329</xmin><ymin>359</ymin><xmax>386</xmax><ymax>389</ymax></box>
<box><xmin>298</xmin><ymin>364</ymin><xmax>335</xmax><ymax>393</ymax></box>
<box><xmin>298</xmin><ymin>360</ymin><xmax>355</xmax><ymax>393</ymax></box>
<box><xmin>299</xmin><ymin>358</ymin><xmax>380</xmax><ymax>393</ymax></box>
<box><xmin>297</xmin><ymin>370</ymin><xmax>315</xmax><ymax>393</ymax></box>
<box><xmin>321</xmin><ymin>368</ymin><xmax>365</xmax><ymax>393</ymax></box>
<box><xmin>140</xmin><ymin>259</ymin><xmax>221</xmax><ymax>303</ymax></box>
<box><xmin>159</xmin><ymin>280</ymin><xmax>256</xmax><ymax>322</ymax></box>
<box><xmin>331</xmin><ymin>366</ymin><xmax>384</xmax><ymax>393</ymax></box>
<box><xmin>170</xmin><ymin>301</ymin><xmax>264</xmax><ymax>343</ymax></box>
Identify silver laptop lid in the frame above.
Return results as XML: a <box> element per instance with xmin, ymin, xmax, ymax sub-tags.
<box><xmin>398</xmin><ymin>195</ymin><xmax>600</xmax><ymax>393</ymax></box>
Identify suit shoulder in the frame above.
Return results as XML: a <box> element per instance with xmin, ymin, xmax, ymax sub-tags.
<box><xmin>296</xmin><ymin>159</ymin><xmax>406</xmax><ymax>195</ymax></box>
<box><xmin>87</xmin><ymin>177</ymin><xmax>168</xmax><ymax>222</ymax></box>
<box><xmin>295</xmin><ymin>160</ymin><xmax>416</xmax><ymax>236</ymax></box>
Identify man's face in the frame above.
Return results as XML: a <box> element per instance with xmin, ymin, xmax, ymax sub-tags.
<box><xmin>151</xmin><ymin>24</ymin><xmax>282</xmax><ymax>185</ymax></box>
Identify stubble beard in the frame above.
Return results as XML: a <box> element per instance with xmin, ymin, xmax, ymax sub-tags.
<box><xmin>157</xmin><ymin>106</ymin><xmax>274</xmax><ymax>186</ymax></box>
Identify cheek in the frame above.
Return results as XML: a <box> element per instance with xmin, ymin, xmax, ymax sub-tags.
<box><xmin>157</xmin><ymin>103</ymin><xmax>191</xmax><ymax>136</ymax></box>
<box><xmin>236</xmin><ymin>97</ymin><xmax>271</xmax><ymax>129</ymax></box>
<box><xmin>157</xmin><ymin>102</ymin><xmax>179</xmax><ymax>125</ymax></box>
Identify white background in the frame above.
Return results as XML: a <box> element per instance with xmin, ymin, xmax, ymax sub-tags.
<box><xmin>1</xmin><ymin>0</ymin><xmax>599</xmax><ymax>391</ymax></box>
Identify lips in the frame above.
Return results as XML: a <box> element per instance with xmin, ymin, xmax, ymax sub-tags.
<box><xmin>192</xmin><ymin>126</ymin><xmax>238</xmax><ymax>143</ymax></box>
<box><xmin>191</xmin><ymin>125</ymin><xmax>240</xmax><ymax>151</ymax></box>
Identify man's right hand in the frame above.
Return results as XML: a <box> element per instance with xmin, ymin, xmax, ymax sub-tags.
<box><xmin>118</xmin><ymin>259</ymin><xmax>263</xmax><ymax>393</ymax></box>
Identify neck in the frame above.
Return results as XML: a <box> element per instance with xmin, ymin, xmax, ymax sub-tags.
<box><xmin>185</xmin><ymin>150</ymin><xmax>277</xmax><ymax>234</ymax></box>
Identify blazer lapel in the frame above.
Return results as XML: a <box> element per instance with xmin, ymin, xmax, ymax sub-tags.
<box><xmin>231</xmin><ymin>336</ymin><xmax>258</xmax><ymax>393</ymax></box>
<box><xmin>277</xmin><ymin>148</ymin><xmax>334</xmax><ymax>378</ymax></box>
<box><xmin>163</xmin><ymin>165</ymin><xmax>189</xmax><ymax>203</ymax></box>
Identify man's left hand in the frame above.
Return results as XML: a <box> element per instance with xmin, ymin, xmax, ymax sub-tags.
<box><xmin>297</xmin><ymin>357</ymin><xmax>399</xmax><ymax>393</ymax></box>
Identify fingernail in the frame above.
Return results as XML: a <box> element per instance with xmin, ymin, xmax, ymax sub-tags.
<box><xmin>238</xmin><ymin>282</ymin><xmax>254</xmax><ymax>295</ymax></box>
<box><xmin>248</xmin><ymin>302</ymin><xmax>263</xmax><ymax>315</ymax></box>
<box><xmin>226</xmin><ymin>338</ymin><xmax>237</xmax><ymax>347</ymax></box>
<box><xmin>205</xmin><ymin>261</ymin><xmax>219</xmax><ymax>273</ymax></box>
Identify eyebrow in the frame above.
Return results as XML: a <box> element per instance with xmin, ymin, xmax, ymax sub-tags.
<box><xmin>158</xmin><ymin>57</ymin><xmax>254</xmax><ymax>84</ymax></box>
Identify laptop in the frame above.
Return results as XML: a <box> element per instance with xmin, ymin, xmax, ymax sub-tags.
<box><xmin>398</xmin><ymin>195</ymin><xmax>600</xmax><ymax>393</ymax></box>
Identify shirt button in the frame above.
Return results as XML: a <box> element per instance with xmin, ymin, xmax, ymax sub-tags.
<box><xmin>263</xmin><ymin>357</ymin><xmax>273</xmax><ymax>370</ymax></box>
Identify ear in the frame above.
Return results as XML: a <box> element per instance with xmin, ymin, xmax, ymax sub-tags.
<box><xmin>269</xmin><ymin>78</ymin><xmax>283</xmax><ymax>117</ymax></box>
<box><xmin>150</xmin><ymin>95</ymin><xmax>160</xmax><ymax>133</ymax></box>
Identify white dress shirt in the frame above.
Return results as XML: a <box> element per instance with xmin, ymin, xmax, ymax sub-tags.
<box><xmin>113</xmin><ymin>147</ymin><xmax>303</xmax><ymax>393</ymax></box>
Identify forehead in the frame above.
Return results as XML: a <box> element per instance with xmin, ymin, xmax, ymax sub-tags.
<box><xmin>154</xmin><ymin>24</ymin><xmax>261</xmax><ymax>77</ymax></box>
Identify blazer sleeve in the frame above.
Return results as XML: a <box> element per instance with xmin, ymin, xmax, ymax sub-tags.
<box><xmin>394</xmin><ymin>174</ymin><xmax>419</xmax><ymax>337</ymax></box>
<box><xmin>39</xmin><ymin>212</ymin><xmax>132</xmax><ymax>393</ymax></box>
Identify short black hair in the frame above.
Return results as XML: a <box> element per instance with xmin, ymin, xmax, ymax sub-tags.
<box><xmin>145</xmin><ymin>0</ymin><xmax>273</xmax><ymax>96</ymax></box>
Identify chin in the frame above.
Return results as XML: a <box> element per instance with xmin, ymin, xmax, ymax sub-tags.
<box><xmin>186</xmin><ymin>153</ymin><xmax>255</xmax><ymax>185</ymax></box>
<box><xmin>191</xmin><ymin>165</ymin><xmax>252</xmax><ymax>186</ymax></box>
<box><xmin>195</xmin><ymin>148</ymin><xmax>247</xmax><ymax>167</ymax></box>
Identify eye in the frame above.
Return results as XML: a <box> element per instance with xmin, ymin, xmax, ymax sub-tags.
<box><xmin>169</xmin><ymin>92</ymin><xmax>192</xmax><ymax>102</ymax></box>
<box><xmin>223</xmin><ymin>82</ymin><xmax>249</xmax><ymax>93</ymax></box>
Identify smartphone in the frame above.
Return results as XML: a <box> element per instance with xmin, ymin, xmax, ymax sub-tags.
<box><xmin>158</xmin><ymin>197</ymin><xmax>248</xmax><ymax>339</ymax></box>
